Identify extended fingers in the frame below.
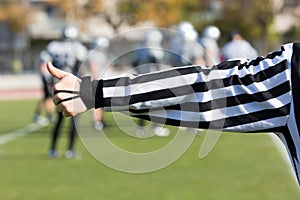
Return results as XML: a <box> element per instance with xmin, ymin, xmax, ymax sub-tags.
<box><xmin>54</xmin><ymin>95</ymin><xmax>88</xmax><ymax>117</ymax></box>
<box><xmin>55</xmin><ymin>100</ymin><xmax>74</xmax><ymax>117</ymax></box>
<box><xmin>52</xmin><ymin>91</ymin><xmax>78</xmax><ymax>116</ymax></box>
<box><xmin>56</xmin><ymin>103</ymin><xmax>63</xmax><ymax>112</ymax></box>
<box><xmin>51</xmin><ymin>72</ymin><xmax>81</xmax><ymax>95</ymax></box>
<box><xmin>62</xmin><ymin>107</ymin><xmax>72</xmax><ymax>117</ymax></box>
<box><xmin>49</xmin><ymin>70</ymin><xmax>84</xmax><ymax>117</ymax></box>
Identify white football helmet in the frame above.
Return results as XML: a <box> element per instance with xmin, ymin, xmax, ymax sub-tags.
<box><xmin>202</xmin><ymin>26</ymin><xmax>221</xmax><ymax>40</ymax></box>
<box><xmin>176</xmin><ymin>21</ymin><xmax>198</xmax><ymax>41</ymax></box>
<box><xmin>91</xmin><ymin>36</ymin><xmax>110</xmax><ymax>49</ymax></box>
<box><xmin>62</xmin><ymin>25</ymin><xmax>79</xmax><ymax>40</ymax></box>
<box><xmin>144</xmin><ymin>29</ymin><xmax>163</xmax><ymax>46</ymax></box>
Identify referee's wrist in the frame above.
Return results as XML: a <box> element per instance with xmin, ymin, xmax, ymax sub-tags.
<box><xmin>80</xmin><ymin>77</ymin><xmax>104</xmax><ymax>110</ymax></box>
<box><xmin>93</xmin><ymin>79</ymin><xmax>103</xmax><ymax>109</ymax></box>
<box><xmin>80</xmin><ymin>76</ymin><xmax>93</xmax><ymax>110</ymax></box>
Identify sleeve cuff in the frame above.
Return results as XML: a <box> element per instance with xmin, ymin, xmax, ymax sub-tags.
<box><xmin>80</xmin><ymin>76</ymin><xmax>103</xmax><ymax>110</ymax></box>
<box><xmin>94</xmin><ymin>79</ymin><xmax>103</xmax><ymax>109</ymax></box>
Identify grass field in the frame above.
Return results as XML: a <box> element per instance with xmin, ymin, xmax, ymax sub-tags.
<box><xmin>0</xmin><ymin>99</ymin><xmax>299</xmax><ymax>200</ymax></box>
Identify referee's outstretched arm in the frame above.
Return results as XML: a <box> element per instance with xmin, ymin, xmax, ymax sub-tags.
<box><xmin>47</xmin><ymin>43</ymin><xmax>300</xmax><ymax>185</ymax></box>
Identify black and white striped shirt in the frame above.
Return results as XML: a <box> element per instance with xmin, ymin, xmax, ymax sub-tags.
<box><xmin>88</xmin><ymin>43</ymin><xmax>300</xmax><ymax>184</ymax></box>
<box><xmin>100</xmin><ymin>44</ymin><xmax>291</xmax><ymax>131</ymax></box>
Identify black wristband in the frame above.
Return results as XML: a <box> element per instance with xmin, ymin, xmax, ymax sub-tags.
<box><xmin>80</xmin><ymin>76</ymin><xmax>94</xmax><ymax>110</ymax></box>
<box><xmin>94</xmin><ymin>79</ymin><xmax>104</xmax><ymax>109</ymax></box>
<box><xmin>80</xmin><ymin>77</ymin><xmax>104</xmax><ymax>110</ymax></box>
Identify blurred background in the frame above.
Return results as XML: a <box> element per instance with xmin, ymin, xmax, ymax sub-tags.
<box><xmin>0</xmin><ymin>0</ymin><xmax>299</xmax><ymax>74</ymax></box>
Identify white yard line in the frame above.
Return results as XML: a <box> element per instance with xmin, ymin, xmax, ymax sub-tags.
<box><xmin>0</xmin><ymin>123</ymin><xmax>46</xmax><ymax>146</ymax></box>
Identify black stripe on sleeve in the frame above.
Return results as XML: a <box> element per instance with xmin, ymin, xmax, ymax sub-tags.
<box><xmin>125</xmin><ymin>81</ymin><xmax>290</xmax><ymax>114</ymax></box>
<box><xmin>103</xmin><ymin>66</ymin><xmax>204</xmax><ymax>88</ymax></box>
<box><xmin>220</xmin><ymin>60</ymin><xmax>287</xmax><ymax>89</ymax></box>
<box><xmin>131</xmin><ymin>104</ymin><xmax>290</xmax><ymax>130</ymax></box>
<box><xmin>221</xmin><ymin>104</ymin><xmax>290</xmax><ymax>129</ymax></box>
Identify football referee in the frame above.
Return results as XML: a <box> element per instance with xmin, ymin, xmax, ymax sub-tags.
<box><xmin>47</xmin><ymin>43</ymin><xmax>300</xmax><ymax>185</ymax></box>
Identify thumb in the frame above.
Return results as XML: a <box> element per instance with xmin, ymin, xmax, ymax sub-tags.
<box><xmin>46</xmin><ymin>62</ymin><xmax>68</xmax><ymax>80</ymax></box>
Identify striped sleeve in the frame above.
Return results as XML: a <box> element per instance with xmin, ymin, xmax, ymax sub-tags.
<box><xmin>91</xmin><ymin>43</ymin><xmax>300</xmax><ymax>184</ymax></box>
<box><xmin>97</xmin><ymin>43</ymin><xmax>293</xmax><ymax>132</ymax></box>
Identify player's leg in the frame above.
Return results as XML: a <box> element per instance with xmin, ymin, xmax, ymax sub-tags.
<box><xmin>49</xmin><ymin>112</ymin><xmax>64</xmax><ymax>157</ymax></box>
<box><xmin>33</xmin><ymin>99</ymin><xmax>43</xmax><ymax>122</ymax></box>
<box><xmin>93</xmin><ymin>108</ymin><xmax>105</xmax><ymax>130</ymax></box>
<box><xmin>33</xmin><ymin>76</ymin><xmax>47</xmax><ymax>123</ymax></box>
<box><xmin>68</xmin><ymin>116</ymin><xmax>77</xmax><ymax>151</ymax></box>
<box><xmin>33</xmin><ymin>83</ymin><xmax>50</xmax><ymax>125</ymax></box>
<box><xmin>64</xmin><ymin>115</ymin><xmax>79</xmax><ymax>159</ymax></box>
<box><xmin>45</xmin><ymin>97</ymin><xmax>55</xmax><ymax>122</ymax></box>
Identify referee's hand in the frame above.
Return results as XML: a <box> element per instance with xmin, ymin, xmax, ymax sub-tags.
<box><xmin>47</xmin><ymin>62</ymin><xmax>87</xmax><ymax>117</ymax></box>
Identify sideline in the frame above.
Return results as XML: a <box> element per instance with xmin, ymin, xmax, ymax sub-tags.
<box><xmin>0</xmin><ymin>123</ymin><xmax>46</xmax><ymax>146</ymax></box>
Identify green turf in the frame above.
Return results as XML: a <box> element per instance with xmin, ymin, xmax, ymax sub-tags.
<box><xmin>0</xmin><ymin>100</ymin><xmax>38</xmax><ymax>134</ymax></box>
<box><xmin>0</xmin><ymin>99</ymin><xmax>299</xmax><ymax>200</ymax></box>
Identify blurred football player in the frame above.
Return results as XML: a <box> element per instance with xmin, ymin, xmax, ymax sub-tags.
<box><xmin>198</xmin><ymin>25</ymin><xmax>221</xmax><ymax>66</ymax></box>
<box><xmin>170</xmin><ymin>21</ymin><xmax>205</xmax><ymax>67</ymax></box>
<box><xmin>33</xmin><ymin>50</ymin><xmax>55</xmax><ymax>125</ymax></box>
<box><xmin>87</xmin><ymin>36</ymin><xmax>112</xmax><ymax>130</ymax></box>
<box><xmin>132</xmin><ymin>29</ymin><xmax>170</xmax><ymax>137</ymax></box>
<box><xmin>45</xmin><ymin>24</ymin><xmax>87</xmax><ymax>158</ymax></box>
